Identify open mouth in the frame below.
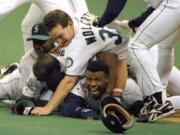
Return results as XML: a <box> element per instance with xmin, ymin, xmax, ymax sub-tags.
<box><xmin>90</xmin><ymin>89</ymin><xmax>99</xmax><ymax>95</ymax></box>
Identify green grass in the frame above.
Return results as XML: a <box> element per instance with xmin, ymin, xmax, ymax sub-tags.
<box><xmin>0</xmin><ymin>0</ymin><xmax>180</xmax><ymax>135</ymax></box>
<box><xmin>0</xmin><ymin>103</ymin><xmax>180</xmax><ymax>135</ymax></box>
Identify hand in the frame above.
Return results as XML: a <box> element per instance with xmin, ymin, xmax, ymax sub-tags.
<box><xmin>31</xmin><ymin>107</ymin><xmax>52</xmax><ymax>116</ymax></box>
<box><xmin>112</xmin><ymin>88</ymin><xmax>123</xmax><ymax>103</ymax></box>
<box><xmin>86</xmin><ymin>13</ymin><xmax>99</xmax><ymax>27</ymax></box>
<box><xmin>112</xmin><ymin>88</ymin><xmax>123</xmax><ymax>97</ymax></box>
<box><xmin>117</xmin><ymin>20</ymin><xmax>131</xmax><ymax>31</ymax></box>
<box><xmin>108</xmin><ymin>20</ymin><xmax>131</xmax><ymax>32</ymax></box>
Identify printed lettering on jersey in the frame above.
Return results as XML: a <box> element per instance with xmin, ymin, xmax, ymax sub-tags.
<box><xmin>59</xmin><ymin>49</ymin><xmax>65</xmax><ymax>56</ymax></box>
<box><xmin>80</xmin><ymin>13</ymin><xmax>97</xmax><ymax>45</ymax></box>
<box><xmin>66</xmin><ymin>57</ymin><xmax>73</xmax><ymax>68</ymax></box>
<box><xmin>80</xmin><ymin>13</ymin><xmax>122</xmax><ymax>46</ymax></box>
<box><xmin>99</xmin><ymin>29</ymin><xmax>122</xmax><ymax>45</ymax></box>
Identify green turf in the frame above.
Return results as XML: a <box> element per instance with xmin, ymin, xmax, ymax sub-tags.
<box><xmin>0</xmin><ymin>0</ymin><xmax>180</xmax><ymax>135</ymax></box>
<box><xmin>0</xmin><ymin>103</ymin><xmax>180</xmax><ymax>135</ymax></box>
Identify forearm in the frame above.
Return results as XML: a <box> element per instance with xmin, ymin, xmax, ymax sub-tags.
<box><xmin>115</xmin><ymin>59</ymin><xmax>128</xmax><ymax>89</ymax></box>
<box><xmin>97</xmin><ymin>0</ymin><xmax>127</xmax><ymax>27</ymax></box>
<box><xmin>97</xmin><ymin>52</ymin><xmax>118</xmax><ymax>95</ymax></box>
<box><xmin>45</xmin><ymin>76</ymin><xmax>77</xmax><ymax>111</ymax></box>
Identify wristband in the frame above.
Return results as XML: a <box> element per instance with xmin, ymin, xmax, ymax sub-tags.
<box><xmin>112</xmin><ymin>88</ymin><xmax>123</xmax><ymax>97</ymax></box>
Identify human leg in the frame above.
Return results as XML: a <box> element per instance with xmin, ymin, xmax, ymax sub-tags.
<box><xmin>0</xmin><ymin>0</ymin><xmax>29</xmax><ymax>20</ymax></box>
<box><xmin>21</xmin><ymin>4</ymin><xmax>44</xmax><ymax>52</ymax></box>
<box><xmin>0</xmin><ymin>69</ymin><xmax>22</xmax><ymax>100</ymax></box>
<box><xmin>128</xmin><ymin>0</ymin><xmax>180</xmax><ymax>103</ymax></box>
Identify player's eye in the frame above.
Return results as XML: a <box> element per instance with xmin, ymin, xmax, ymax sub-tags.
<box><xmin>55</xmin><ymin>35</ymin><xmax>63</xmax><ymax>40</ymax></box>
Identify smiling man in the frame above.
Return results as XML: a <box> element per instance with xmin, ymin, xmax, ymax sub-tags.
<box><xmin>31</xmin><ymin>9</ymin><xmax>129</xmax><ymax>116</ymax></box>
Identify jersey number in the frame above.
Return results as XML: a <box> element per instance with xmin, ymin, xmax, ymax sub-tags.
<box><xmin>99</xmin><ymin>29</ymin><xmax>122</xmax><ymax>45</ymax></box>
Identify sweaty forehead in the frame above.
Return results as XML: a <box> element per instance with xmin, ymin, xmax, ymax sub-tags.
<box><xmin>85</xmin><ymin>70</ymin><xmax>106</xmax><ymax>78</ymax></box>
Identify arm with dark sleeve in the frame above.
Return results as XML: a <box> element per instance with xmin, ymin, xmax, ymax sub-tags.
<box><xmin>97</xmin><ymin>0</ymin><xmax>127</xmax><ymax>27</ymax></box>
<box><xmin>128</xmin><ymin>6</ymin><xmax>155</xmax><ymax>30</ymax></box>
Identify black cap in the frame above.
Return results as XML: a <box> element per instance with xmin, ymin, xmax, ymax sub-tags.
<box><xmin>27</xmin><ymin>23</ymin><xmax>49</xmax><ymax>41</ymax></box>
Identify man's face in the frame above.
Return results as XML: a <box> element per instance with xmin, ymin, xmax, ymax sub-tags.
<box><xmin>85</xmin><ymin>70</ymin><xmax>108</xmax><ymax>98</ymax></box>
<box><xmin>33</xmin><ymin>38</ymin><xmax>55</xmax><ymax>54</ymax></box>
<box><xmin>49</xmin><ymin>22</ymin><xmax>74</xmax><ymax>47</ymax></box>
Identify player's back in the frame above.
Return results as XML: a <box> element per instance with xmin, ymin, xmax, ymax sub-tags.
<box><xmin>63</xmin><ymin>12</ymin><xmax>129</xmax><ymax>76</ymax></box>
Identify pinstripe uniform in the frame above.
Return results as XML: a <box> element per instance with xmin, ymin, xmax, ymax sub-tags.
<box><xmin>128</xmin><ymin>0</ymin><xmax>180</xmax><ymax>100</ymax></box>
<box><xmin>0</xmin><ymin>49</ymin><xmax>38</xmax><ymax>100</ymax></box>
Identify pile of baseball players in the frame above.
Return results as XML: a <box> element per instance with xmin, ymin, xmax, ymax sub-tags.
<box><xmin>0</xmin><ymin>0</ymin><xmax>179</xmax><ymax>133</ymax></box>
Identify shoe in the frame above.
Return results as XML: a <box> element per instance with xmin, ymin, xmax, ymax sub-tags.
<box><xmin>0</xmin><ymin>63</ymin><xmax>19</xmax><ymax>78</ymax></box>
<box><xmin>129</xmin><ymin>100</ymin><xmax>148</xmax><ymax>122</ymax></box>
<box><xmin>148</xmin><ymin>100</ymin><xmax>175</xmax><ymax>122</ymax></box>
<box><xmin>140</xmin><ymin>92</ymin><xmax>163</xmax><ymax>115</ymax></box>
<box><xmin>137</xmin><ymin>92</ymin><xmax>163</xmax><ymax>122</ymax></box>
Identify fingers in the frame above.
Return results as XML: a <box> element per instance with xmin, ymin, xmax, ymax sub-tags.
<box><xmin>31</xmin><ymin>107</ymin><xmax>50</xmax><ymax>116</ymax></box>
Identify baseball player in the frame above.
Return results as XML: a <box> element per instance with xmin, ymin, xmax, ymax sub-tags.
<box><xmin>61</xmin><ymin>58</ymin><xmax>178</xmax><ymax>122</ymax></box>
<box><xmin>0</xmin><ymin>23</ymin><xmax>56</xmax><ymax>101</ymax></box>
<box><xmin>84</xmin><ymin>60</ymin><xmax>143</xmax><ymax>113</ymax></box>
<box><xmin>90</xmin><ymin>0</ymin><xmax>179</xmax><ymax>118</ymax></box>
<box><xmin>121</xmin><ymin>0</ymin><xmax>179</xmax><ymax>118</ymax></box>
<box><xmin>0</xmin><ymin>0</ymin><xmax>88</xmax><ymax>52</ymax></box>
<box><xmin>30</xmin><ymin>9</ymin><xmax>129</xmax><ymax>116</ymax></box>
<box><xmin>83</xmin><ymin>57</ymin><xmax>179</xmax><ymax>122</ymax></box>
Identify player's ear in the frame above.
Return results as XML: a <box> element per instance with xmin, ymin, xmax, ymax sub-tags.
<box><xmin>68</xmin><ymin>21</ymin><xmax>73</xmax><ymax>27</ymax></box>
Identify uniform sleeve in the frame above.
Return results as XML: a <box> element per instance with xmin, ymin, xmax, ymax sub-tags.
<box><xmin>128</xmin><ymin>6</ymin><xmax>155</xmax><ymax>29</ymax></box>
<box><xmin>22</xmin><ymin>72</ymin><xmax>46</xmax><ymax>98</ymax></box>
<box><xmin>98</xmin><ymin>0</ymin><xmax>127</xmax><ymax>27</ymax></box>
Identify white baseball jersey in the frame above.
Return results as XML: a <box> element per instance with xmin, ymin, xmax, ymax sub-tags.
<box><xmin>0</xmin><ymin>49</ymin><xmax>38</xmax><ymax>100</ymax></box>
<box><xmin>0</xmin><ymin>0</ymin><xmax>88</xmax><ymax>52</ymax></box>
<box><xmin>57</xmin><ymin>13</ymin><xmax>129</xmax><ymax>76</ymax></box>
<box><xmin>19</xmin><ymin>49</ymin><xmax>38</xmax><ymax>88</ymax></box>
<box><xmin>21</xmin><ymin>49</ymin><xmax>64</xmax><ymax>98</ymax></box>
<box><xmin>22</xmin><ymin>48</ymin><xmax>86</xmax><ymax>98</ymax></box>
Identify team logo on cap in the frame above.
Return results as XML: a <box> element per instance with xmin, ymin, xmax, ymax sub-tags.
<box><xmin>33</xmin><ymin>24</ymin><xmax>39</xmax><ymax>33</ymax></box>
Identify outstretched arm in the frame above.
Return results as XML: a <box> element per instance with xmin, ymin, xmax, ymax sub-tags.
<box><xmin>31</xmin><ymin>75</ymin><xmax>78</xmax><ymax>115</ymax></box>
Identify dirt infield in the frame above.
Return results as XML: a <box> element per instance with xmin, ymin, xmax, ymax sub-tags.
<box><xmin>163</xmin><ymin>112</ymin><xmax>180</xmax><ymax>123</ymax></box>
